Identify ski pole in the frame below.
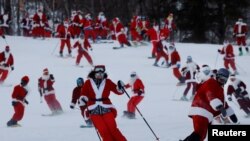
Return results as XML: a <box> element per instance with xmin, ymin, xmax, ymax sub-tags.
<box><xmin>214</xmin><ymin>52</ymin><xmax>219</xmax><ymax>68</ymax></box>
<box><xmin>121</xmin><ymin>87</ymin><xmax>160</xmax><ymax>141</ymax></box>
<box><xmin>51</xmin><ymin>40</ymin><xmax>60</xmax><ymax>55</ymax></box>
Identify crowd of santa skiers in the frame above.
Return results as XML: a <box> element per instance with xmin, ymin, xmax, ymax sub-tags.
<box><xmin>1</xmin><ymin>8</ymin><xmax>250</xmax><ymax>141</ymax></box>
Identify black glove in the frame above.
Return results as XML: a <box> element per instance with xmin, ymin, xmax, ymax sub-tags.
<box><xmin>235</xmin><ymin>88</ymin><xmax>242</xmax><ymax>95</ymax></box>
<box><xmin>12</xmin><ymin>101</ymin><xmax>18</xmax><ymax>106</ymax></box>
<box><xmin>137</xmin><ymin>89</ymin><xmax>143</xmax><ymax>96</ymax></box>
<box><xmin>2</xmin><ymin>35</ymin><xmax>5</xmax><ymax>39</ymax></box>
<box><xmin>24</xmin><ymin>99</ymin><xmax>29</xmax><ymax>105</ymax></box>
<box><xmin>218</xmin><ymin>49</ymin><xmax>221</xmax><ymax>53</ymax></box>
<box><xmin>117</xmin><ymin>80</ymin><xmax>125</xmax><ymax>90</ymax></box>
<box><xmin>3</xmin><ymin>63</ymin><xmax>8</xmax><ymax>67</ymax></box>
<box><xmin>216</xmin><ymin>105</ymin><xmax>227</xmax><ymax>117</ymax></box>
<box><xmin>70</xmin><ymin>105</ymin><xmax>74</xmax><ymax>109</ymax></box>
<box><xmin>228</xmin><ymin>96</ymin><xmax>232</xmax><ymax>101</ymax></box>
<box><xmin>11</xmin><ymin>66</ymin><xmax>14</xmax><ymax>71</ymax></box>
<box><xmin>50</xmin><ymin>74</ymin><xmax>54</xmax><ymax>80</ymax></box>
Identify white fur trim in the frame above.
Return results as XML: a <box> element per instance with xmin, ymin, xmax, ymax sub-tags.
<box><xmin>210</xmin><ymin>98</ymin><xmax>223</xmax><ymax>111</ymax></box>
<box><xmin>189</xmin><ymin>107</ymin><xmax>214</xmax><ymax>122</ymax></box>
<box><xmin>79</xmin><ymin>96</ymin><xmax>88</xmax><ymax>106</ymax></box>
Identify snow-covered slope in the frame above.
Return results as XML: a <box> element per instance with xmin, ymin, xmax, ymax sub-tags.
<box><xmin>0</xmin><ymin>36</ymin><xmax>249</xmax><ymax>141</ymax></box>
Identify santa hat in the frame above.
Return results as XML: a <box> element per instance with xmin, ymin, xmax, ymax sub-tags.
<box><xmin>113</xmin><ymin>17</ymin><xmax>119</xmax><ymax>23</ymax></box>
<box><xmin>5</xmin><ymin>46</ymin><xmax>10</xmax><ymax>52</ymax></box>
<box><xmin>94</xmin><ymin>65</ymin><xmax>106</xmax><ymax>73</ymax></box>
<box><xmin>43</xmin><ymin>68</ymin><xmax>49</xmax><ymax>74</ymax></box>
<box><xmin>21</xmin><ymin>75</ymin><xmax>29</xmax><ymax>83</ymax></box>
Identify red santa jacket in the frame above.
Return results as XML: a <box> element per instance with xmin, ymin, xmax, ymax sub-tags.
<box><xmin>81</xmin><ymin>78</ymin><xmax>123</xmax><ymax>111</ymax></box>
<box><xmin>38</xmin><ymin>76</ymin><xmax>55</xmax><ymax>95</ymax></box>
<box><xmin>73</xmin><ymin>40</ymin><xmax>92</xmax><ymax>53</ymax></box>
<box><xmin>164</xmin><ymin>18</ymin><xmax>176</xmax><ymax>31</ymax></box>
<box><xmin>169</xmin><ymin>50</ymin><xmax>180</xmax><ymax>68</ymax></box>
<box><xmin>189</xmin><ymin>78</ymin><xmax>226</xmax><ymax>122</ymax></box>
<box><xmin>71</xmin><ymin>14</ymin><xmax>81</xmax><ymax>27</ymax></box>
<box><xmin>234</xmin><ymin>22</ymin><xmax>248</xmax><ymax>37</ymax></box>
<box><xmin>125</xmin><ymin>78</ymin><xmax>145</xmax><ymax>96</ymax></box>
<box><xmin>12</xmin><ymin>84</ymin><xmax>28</xmax><ymax>105</ymax></box>
<box><xmin>33</xmin><ymin>13</ymin><xmax>47</xmax><ymax>26</ymax></box>
<box><xmin>219</xmin><ymin>44</ymin><xmax>234</xmax><ymax>60</ymax></box>
<box><xmin>56</xmin><ymin>24</ymin><xmax>74</xmax><ymax>39</ymax></box>
<box><xmin>0</xmin><ymin>51</ymin><xmax>14</xmax><ymax>70</ymax></box>
<box><xmin>159</xmin><ymin>28</ymin><xmax>170</xmax><ymax>40</ymax></box>
<box><xmin>71</xmin><ymin>86</ymin><xmax>82</xmax><ymax>107</ymax></box>
<box><xmin>147</xmin><ymin>27</ymin><xmax>159</xmax><ymax>42</ymax></box>
<box><xmin>81</xmin><ymin>18</ymin><xmax>94</xmax><ymax>30</ymax></box>
<box><xmin>113</xmin><ymin>22</ymin><xmax>126</xmax><ymax>37</ymax></box>
<box><xmin>138</xmin><ymin>20</ymin><xmax>150</xmax><ymax>32</ymax></box>
<box><xmin>227</xmin><ymin>78</ymin><xmax>248</xmax><ymax>100</ymax></box>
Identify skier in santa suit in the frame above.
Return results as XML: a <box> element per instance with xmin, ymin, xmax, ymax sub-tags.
<box><xmin>72</xmin><ymin>38</ymin><xmax>93</xmax><ymax>66</ymax></box>
<box><xmin>168</xmin><ymin>43</ymin><xmax>185</xmax><ymax>84</ymax></box>
<box><xmin>153</xmin><ymin>27</ymin><xmax>170</xmax><ymax>66</ymax></box>
<box><xmin>94</xmin><ymin>12</ymin><xmax>109</xmax><ymax>39</ymax></box>
<box><xmin>164</xmin><ymin>13</ymin><xmax>176</xmax><ymax>41</ymax></box>
<box><xmin>20</xmin><ymin>12</ymin><xmax>31</xmax><ymax>37</ymax></box>
<box><xmin>0</xmin><ymin>46</ymin><xmax>14</xmax><ymax>84</ymax></box>
<box><xmin>56</xmin><ymin>19</ymin><xmax>74</xmax><ymax>57</ymax></box>
<box><xmin>123</xmin><ymin>71</ymin><xmax>145</xmax><ymax>119</ymax></box>
<box><xmin>38</xmin><ymin>68</ymin><xmax>63</xmax><ymax>115</ymax></box>
<box><xmin>71</xmin><ymin>10</ymin><xmax>81</xmax><ymax>38</ymax></box>
<box><xmin>32</xmin><ymin>9</ymin><xmax>47</xmax><ymax>38</ymax></box>
<box><xmin>180</xmin><ymin>56</ymin><xmax>199</xmax><ymax>101</ymax></box>
<box><xmin>0</xmin><ymin>11</ymin><xmax>11</xmax><ymax>35</ymax></box>
<box><xmin>147</xmin><ymin>23</ymin><xmax>160</xmax><ymax>58</ymax></box>
<box><xmin>130</xmin><ymin>16</ymin><xmax>142</xmax><ymax>44</ymax></box>
<box><xmin>7</xmin><ymin>76</ymin><xmax>30</xmax><ymax>127</ymax></box>
<box><xmin>218</xmin><ymin>40</ymin><xmax>238</xmax><ymax>75</ymax></box>
<box><xmin>138</xmin><ymin>16</ymin><xmax>150</xmax><ymax>40</ymax></box>
<box><xmin>181</xmin><ymin>68</ymin><xmax>238</xmax><ymax>141</ymax></box>
<box><xmin>70</xmin><ymin>77</ymin><xmax>93</xmax><ymax>126</ymax></box>
<box><xmin>233</xmin><ymin>18</ymin><xmax>249</xmax><ymax>56</ymax></box>
<box><xmin>82</xmin><ymin>13</ymin><xmax>96</xmax><ymax>43</ymax></box>
<box><xmin>79</xmin><ymin>65</ymin><xmax>127</xmax><ymax>141</ymax></box>
<box><xmin>111</xmin><ymin>17</ymin><xmax>131</xmax><ymax>47</ymax></box>
<box><xmin>227</xmin><ymin>74</ymin><xmax>250</xmax><ymax>117</ymax></box>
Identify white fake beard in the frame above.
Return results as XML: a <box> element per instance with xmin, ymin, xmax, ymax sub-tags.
<box><xmin>4</xmin><ymin>51</ymin><xmax>10</xmax><ymax>59</ymax></box>
<box><xmin>42</xmin><ymin>74</ymin><xmax>50</xmax><ymax>80</ymax></box>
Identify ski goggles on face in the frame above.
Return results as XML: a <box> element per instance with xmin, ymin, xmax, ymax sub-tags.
<box><xmin>94</xmin><ymin>67</ymin><xmax>105</xmax><ymax>73</ymax></box>
<box><xmin>130</xmin><ymin>74</ymin><xmax>136</xmax><ymax>77</ymax></box>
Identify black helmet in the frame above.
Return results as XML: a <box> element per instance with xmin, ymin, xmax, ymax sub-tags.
<box><xmin>216</xmin><ymin>68</ymin><xmax>229</xmax><ymax>85</ymax></box>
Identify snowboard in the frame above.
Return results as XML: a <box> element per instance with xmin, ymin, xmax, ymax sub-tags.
<box><xmin>80</xmin><ymin>125</ymin><xmax>93</xmax><ymax>128</ymax></box>
<box><xmin>56</xmin><ymin>55</ymin><xmax>75</xmax><ymax>59</ymax></box>
<box><xmin>112</xmin><ymin>47</ymin><xmax>125</xmax><ymax>49</ymax></box>
<box><xmin>8</xmin><ymin>124</ymin><xmax>22</xmax><ymax>128</ymax></box>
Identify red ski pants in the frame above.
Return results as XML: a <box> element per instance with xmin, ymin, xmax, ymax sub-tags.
<box><xmin>224</xmin><ymin>59</ymin><xmax>236</xmax><ymax>71</ymax></box>
<box><xmin>130</xmin><ymin>30</ymin><xmax>142</xmax><ymax>41</ymax></box>
<box><xmin>44</xmin><ymin>94</ymin><xmax>62</xmax><ymax>112</ymax></box>
<box><xmin>60</xmin><ymin>39</ymin><xmax>71</xmax><ymax>54</ymax></box>
<box><xmin>155</xmin><ymin>51</ymin><xmax>168</xmax><ymax>63</ymax></box>
<box><xmin>151</xmin><ymin>41</ymin><xmax>158</xmax><ymax>56</ymax></box>
<box><xmin>90</xmin><ymin>112</ymin><xmax>127</xmax><ymax>141</ymax></box>
<box><xmin>192</xmin><ymin>115</ymin><xmax>210</xmax><ymax>141</ymax></box>
<box><xmin>238</xmin><ymin>98</ymin><xmax>250</xmax><ymax>114</ymax></box>
<box><xmin>12</xmin><ymin>102</ymin><xmax>25</xmax><ymax>122</ymax></box>
<box><xmin>117</xmin><ymin>34</ymin><xmax>130</xmax><ymax>46</ymax></box>
<box><xmin>76</xmin><ymin>51</ymin><xmax>93</xmax><ymax>65</ymax></box>
<box><xmin>0</xmin><ymin>69</ymin><xmax>9</xmax><ymax>82</ymax></box>
<box><xmin>127</xmin><ymin>96</ymin><xmax>144</xmax><ymax>113</ymax></box>
<box><xmin>236</xmin><ymin>36</ymin><xmax>246</xmax><ymax>46</ymax></box>
<box><xmin>173</xmin><ymin>68</ymin><xmax>182</xmax><ymax>80</ymax></box>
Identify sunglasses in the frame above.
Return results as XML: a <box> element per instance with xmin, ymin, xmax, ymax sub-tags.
<box><xmin>130</xmin><ymin>74</ymin><xmax>136</xmax><ymax>77</ymax></box>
